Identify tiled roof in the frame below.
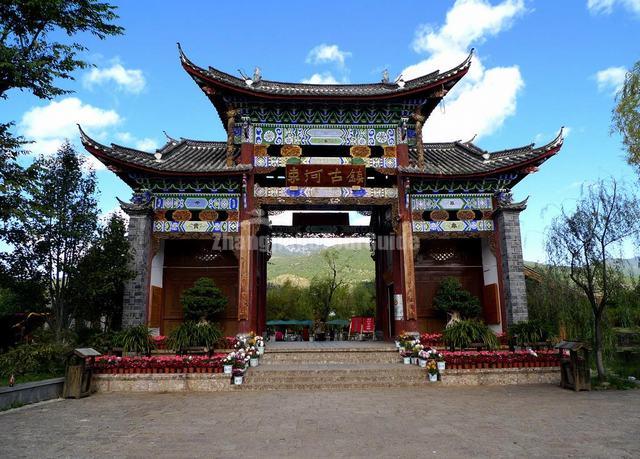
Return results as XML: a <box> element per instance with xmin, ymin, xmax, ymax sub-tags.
<box><xmin>78</xmin><ymin>126</ymin><xmax>250</xmax><ymax>175</ymax></box>
<box><xmin>179</xmin><ymin>44</ymin><xmax>473</xmax><ymax>99</ymax></box>
<box><xmin>404</xmin><ymin>129</ymin><xmax>564</xmax><ymax>177</ymax></box>
<box><xmin>79</xmin><ymin>127</ymin><xmax>563</xmax><ymax>178</ymax></box>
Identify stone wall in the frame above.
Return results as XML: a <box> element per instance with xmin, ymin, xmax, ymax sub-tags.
<box><xmin>93</xmin><ymin>374</ymin><xmax>234</xmax><ymax>392</ymax></box>
<box><xmin>440</xmin><ymin>367</ymin><xmax>560</xmax><ymax>386</ymax></box>
<box><xmin>122</xmin><ymin>210</ymin><xmax>153</xmax><ymax>327</ymax></box>
<box><xmin>494</xmin><ymin>205</ymin><xmax>528</xmax><ymax>325</ymax></box>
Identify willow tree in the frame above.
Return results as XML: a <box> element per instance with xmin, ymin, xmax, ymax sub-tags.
<box><xmin>546</xmin><ymin>179</ymin><xmax>639</xmax><ymax>381</ymax></box>
<box><xmin>612</xmin><ymin>61</ymin><xmax>640</xmax><ymax>172</ymax></box>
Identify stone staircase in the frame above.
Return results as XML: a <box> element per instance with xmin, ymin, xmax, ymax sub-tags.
<box><xmin>240</xmin><ymin>344</ymin><xmax>426</xmax><ymax>390</ymax></box>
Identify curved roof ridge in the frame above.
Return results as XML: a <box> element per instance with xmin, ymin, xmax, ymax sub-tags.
<box><xmin>177</xmin><ymin>43</ymin><xmax>473</xmax><ymax>96</ymax></box>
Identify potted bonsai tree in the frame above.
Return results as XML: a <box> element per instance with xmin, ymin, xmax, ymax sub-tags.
<box><xmin>167</xmin><ymin>278</ymin><xmax>226</xmax><ymax>354</ymax></box>
<box><xmin>433</xmin><ymin>277</ymin><xmax>481</xmax><ymax>327</ymax></box>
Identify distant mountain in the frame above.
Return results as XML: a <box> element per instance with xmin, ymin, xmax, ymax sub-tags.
<box><xmin>525</xmin><ymin>257</ymin><xmax>640</xmax><ymax>279</ymax></box>
<box><xmin>271</xmin><ymin>243</ymin><xmax>327</xmax><ymax>256</ymax></box>
<box><xmin>268</xmin><ymin>242</ymin><xmax>374</xmax><ymax>284</ymax></box>
<box><xmin>614</xmin><ymin>257</ymin><xmax>640</xmax><ymax>278</ymax></box>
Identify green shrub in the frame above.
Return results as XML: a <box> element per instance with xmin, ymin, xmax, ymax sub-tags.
<box><xmin>433</xmin><ymin>277</ymin><xmax>481</xmax><ymax>319</ymax></box>
<box><xmin>167</xmin><ymin>321</ymin><xmax>222</xmax><ymax>354</ymax></box>
<box><xmin>0</xmin><ymin>342</ymin><xmax>70</xmax><ymax>377</ymax></box>
<box><xmin>181</xmin><ymin>278</ymin><xmax>227</xmax><ymax>322</ymax></box>
<box><xmin>76</xmin><ymin>328</ymin><xmax>117</xmax><ymax>354</ymax></box>
<box><xmin>114</xmin><ymin>325</ymin><xmax>154</xmax><ymax>355</ymax></box>
<box><xmin>443</xmin><ymin>319</ymin><xmax>498</xmax><ymax>350</ymax></box>
<box><xmin>508</xmin><ymin>319</ymin><xmax>552</xmax><ymax>346</ymax></box>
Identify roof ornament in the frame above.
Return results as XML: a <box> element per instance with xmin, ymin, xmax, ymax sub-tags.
<box><xmin>394</xmin><ymin>73</ymin><xmax>405</xmax><ymax>88</ymax></box>
<box><xmin>237</xmin><ymin>67</ymin><xmax>261</xmax><ymax>87</ymax></box>
<box><xmin>465</xmin><ymin>134</ymin><xmax>478</xmax><ymax>144</ymax></box>
<box><xmin>381</xmin><ymin>69</ymin><xmax>390</xmax><ymax>84</ymax></box>
<box><xmin>237</xmin><ymin>68</ymin><xmax>252</xmax><ymax>86</ymax></box>
<box><xmin>162</xmin><ymin>130</ymin><xmax>177</xmax><ymax>143</ymax></box>
<box><xmin>252</xmin><ymin>67</ymin><xmax>262</xmax><ymax>84</ymax></box>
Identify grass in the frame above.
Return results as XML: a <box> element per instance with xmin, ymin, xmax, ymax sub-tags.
<box><xmin>592</xmin><ymin>374</ymin><xmax>638</xmax><ymax>390</ymax></box>
<box><xmin>0</xmin><ymin>372</ymin><xmax>62</xmax><ymax>388</ymax></box>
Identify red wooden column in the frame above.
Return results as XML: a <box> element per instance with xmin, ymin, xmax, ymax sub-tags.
<box><xmin>237</xmin><ymin>125</ymin><xmax>258</xmax><ymax>333</ymax></box>
<box><xmin>396</xmin><ymin>176</ymin><xmax>418</xmax><ymax>333</ymax></box>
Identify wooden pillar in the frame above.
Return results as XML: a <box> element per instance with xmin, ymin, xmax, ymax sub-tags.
<box><xmin>237</xmin><ymin>117</ymin><xmax>258</xmax><ymax>333</ymax></box>
<box><xmin>238</xmin><ymin>173</ymin><xmax>257</xmax><ymax>333</ymax></box>
<box><xmin>394</xmin><ymin>177</ymin><xmax>418</xmax><ymax>333</ymax></box>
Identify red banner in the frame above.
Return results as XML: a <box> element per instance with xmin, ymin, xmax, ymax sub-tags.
<box><xmin>285</xmin><ymin>164</ymin><xmax>366</xmax><ymax>187</ymax></box>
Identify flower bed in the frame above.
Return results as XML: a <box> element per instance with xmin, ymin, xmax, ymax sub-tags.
<box><xmin>442</xmin><ymin>350</ymin><xmax>560</xmax><ymax>369</ymax></box>
<box><xmin>92</xmin><ymin>354</ymin><xmax>227</xmax><ymax>374</ymax></box>
<box><xmin>419</xmin><ymin>333</ymin><xmax>443</xmax><ymax>347</ymax></box>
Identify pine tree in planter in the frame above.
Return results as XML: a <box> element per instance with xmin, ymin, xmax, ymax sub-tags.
<box><xmin>181</xmin><ymin>277</ymin><xmax>228</xmax><ymax>322</ymax></box>
<box><xmin>433</xmin><ymin>277</ymin><xmax>481</xmax><ymax>326</ymax></box>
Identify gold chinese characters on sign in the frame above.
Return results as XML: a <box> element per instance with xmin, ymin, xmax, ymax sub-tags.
<box><xmin>285</xmin><ymin>164</ymin><xmax>366</xmax><ymax>187</ymax></box>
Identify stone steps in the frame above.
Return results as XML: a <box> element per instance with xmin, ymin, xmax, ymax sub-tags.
<box><xmin>260</xmin><ymin>349</ymin><xmax>401</xmax><ymax>365</ymax></box>
<box><xmin>240</xmin><ymin>357</ymin><xmax>426</xmax><ymax>390</ymax></box>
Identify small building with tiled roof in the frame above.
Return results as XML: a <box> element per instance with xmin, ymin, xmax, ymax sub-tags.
<box><xmin>80</xmin><ymin>44</ymin><xmax>563</xmax><ymax>337</ymax></box>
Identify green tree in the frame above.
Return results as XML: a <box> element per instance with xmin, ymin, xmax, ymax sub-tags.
<box><xmin>612</xmin><ymin>61</ymin><xmax>640</xmax><ymax>171</ymax></box>
<box><xmin>0</xmin><ymin>0</ymin><xmax>124</xmax><ymax>237</ymax></box>
<box><xmin>68</xmin><ymin>213</ymin><xmax>133</xmax><ymax>331</ymax></box>
<box><xmin>308</xmin><ymin>248</ymin><xmax>345</xmax><ymax>322</ymax></box>
<box><xmin>334</xmin><ymin>281</ymin><xmax>376</xmax><ymax>319</ymax></box>
<box><xmin>433</xmin><ymin>277</ymin><xmax>481</xmax><ymax>320</ymax></box>
<box><xmin>181</xmin><ymin>277</ymin><xmax>227</xmax><ymax>322</ymax></box>
<box><xmin>546</xmin><ymin>178</ymin><xmax>640</xmax><ymax>381</ymax></box>
<box><xmin>4</xmin><ymin>142</ymin><xmax>99</xmax><ymax>336</ymax></box>
<box><xmin>266</xmin><ymin>280</ymin><xmax>313</xmax><ymax>321</ymax></box>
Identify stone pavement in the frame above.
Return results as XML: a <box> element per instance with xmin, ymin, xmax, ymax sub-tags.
<box><xmin>0</xmin><ymin>385</ymin><xmax>638</xmax><ymax>458</ymax></box>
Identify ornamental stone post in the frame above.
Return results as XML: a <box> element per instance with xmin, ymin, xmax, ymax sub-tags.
<box><xmin>120</xmin><ymin>195</ymin><xmax>154</xmax><ymax>328</ymax></box>
<box><xmin>493</xmin><ymin>194</ymin><xmax>529</xmax><ymax>326</ymax></box>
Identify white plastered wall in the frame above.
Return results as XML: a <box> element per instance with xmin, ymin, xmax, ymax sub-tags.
<box><xmin>481</xmin><ymin>237</ymin><xmax>502</xmax><ymax>333</ymax></box>
<box><xmin>150</xmin><ymin>239</ymin><xmax>165</xmax><ymax>288</ymax></box>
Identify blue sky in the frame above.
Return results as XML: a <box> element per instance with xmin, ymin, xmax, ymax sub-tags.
<box><xmin>4</xmin><ymin>0</ymin><xmax>640</xmax><ymax>261</ymax></box>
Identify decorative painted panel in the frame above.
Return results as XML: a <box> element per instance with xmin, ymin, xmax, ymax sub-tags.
<box><xmin>411</xmin><ymin>175</ymin><xmax>518</xmax><ymax>193</ymax></box>
<box><xmin>411</xmin><ymin>193</ymin><xmax>493</xmax><ymax>211</ymax></box>
<box><xmin>254</xmin><ymin>185</ymin><xmax>398</xmax><ymax>199</ymax></box>
<box><xmin>227</xmin><ymin>100</ymin><xmax>429</xmax><ymax>124</ymax></box>
<box><xmin>153</xmin><ymin>220</ymin><xmax>240</xmax><ymax>233</ymax></box>
<box><xmin>152</xmin><ymin>193</ymin><xmax>241</xmax><ymax>233</ymax></box>
<box><xmin>253</xmin><ymin>156</ymin><xmax>397</xmax><ymax>169</ymax></box>
<box><xmin>253</xmin><ymin>124</ymin><xmax>398</xmax><ymax>146</ymax></box>
<box><xmin>153</xmin><ymin>193</ymin><xmax>240</xmax><ymax>211</ymax></box>
<box><xmin>412</xmin><ymin>220</ymin><xmax>494</xmax><ymax>233</ymax></box>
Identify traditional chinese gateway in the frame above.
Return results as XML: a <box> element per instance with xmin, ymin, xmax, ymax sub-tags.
<box><xmin>80</xmin><ymin>45</ymin><xmax>563</xmax><ymax>338</ymax></box>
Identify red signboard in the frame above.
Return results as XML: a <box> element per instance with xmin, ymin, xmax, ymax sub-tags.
<box><xmin>285</xmin><ymin>164</ymin><xmax>365</xmax><ymax>187</ymax></box>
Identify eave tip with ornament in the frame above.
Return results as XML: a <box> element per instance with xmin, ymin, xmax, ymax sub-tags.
<box><xmin>78</xmin><ymin>125</ymin><xmax>251</xmax><ymax>187</ymax></box>
<box><xmin>401</xmin><ymin>127</ymin><xmax>564</xmax><ymax>186</ymax></box>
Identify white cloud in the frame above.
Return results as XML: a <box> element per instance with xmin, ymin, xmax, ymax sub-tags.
<box><xmin>99</xmin><ymin>206</ymin><xmax>129</xmax><ymax>225</ymax></box>
<box><xmin>83</xmin><ymin>63</ymin><xmax>146</xmax><ymax>94</ymax></box>
<box><xmin>402</xmin><ymin>0</ymin><xmax>527</xmax><ymax>142</ymax></box>
<box><xmin>82</xmin><ymin>154</ymin><xmax>108</xmax><ymax>172</ymax></box>
<box><xmin>116</xmin><ymin>132</ymin><xmax>159</xmax><ymax>151</ymax></box>
<box><xmin>595</xmin><ymin>66</ymin><xmax>627</xmax><ymax>94</ymax></box>
<box><xmin>301</xmin><ymin>72</ymin><xmax>342</xmax><ymax>84</ymax></box>
<box><xmin>587</xmin><ymin>0</ymin><xmax>640</xmax><ymax>15</ymax></box>
<box><xmin>19</xmin><ymin>97</ymin><xmax>121</xmax><ymax>156</ymax></box>
<box><xmin>135</xmin><ymin>138</ymin><xmax>159</xmax><ymax>151</ymax></box>
<box><xmin>306</xmin><ymin>44</ymin><xmax>352</xmax><ymax>66</ymax></box>
<box><xmin>411</xmin><ymin>0</ymin><xmax>525</xmax><ymax>56</ymax></box>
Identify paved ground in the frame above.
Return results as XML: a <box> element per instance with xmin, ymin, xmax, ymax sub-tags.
<box><xmin>0</xmin><ymin>385</ymin><xmax>638</xmax><ymax>458</ymax></box>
